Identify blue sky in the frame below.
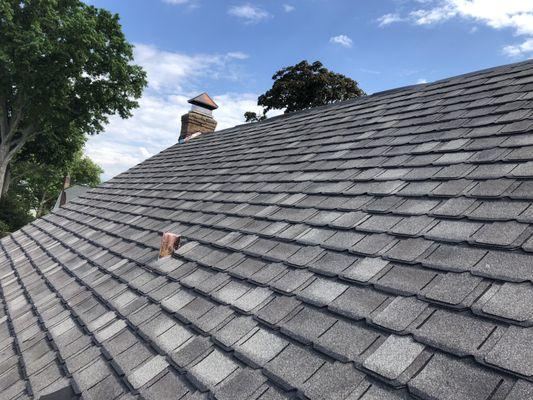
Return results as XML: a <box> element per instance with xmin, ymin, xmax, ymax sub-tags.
<box><xmin>84</xmin><ymin>0</ymin><xmax>533</xmax><ymax>179</ymax></box>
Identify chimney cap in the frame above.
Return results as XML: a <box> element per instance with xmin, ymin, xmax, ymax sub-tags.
<box><xmin>188</xmin><ymin>92</ymin><xmax>218</xmax><ymax>111</ymax></box>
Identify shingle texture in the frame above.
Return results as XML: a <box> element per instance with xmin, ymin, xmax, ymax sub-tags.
<box><xmin>2</xmin><ymin>60</ymin><xmax>533</xmax><ymax>399</ymax></box>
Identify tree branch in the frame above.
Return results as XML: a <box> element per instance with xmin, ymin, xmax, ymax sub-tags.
<box><xmin>5</xmin><ymin>95</ymin><xmax>25</xmax><ymax>143</ymax></box>
<box><xmin>7</xmin><ymin>125</ymin><xmax>35</xmax><ymax>160</ymax></box>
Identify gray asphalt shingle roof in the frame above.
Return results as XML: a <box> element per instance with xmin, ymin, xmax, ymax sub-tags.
<box><xmin>2</xmin><ymin>59</ymin><xmax>533</xmax><ymax>399</ymax></box>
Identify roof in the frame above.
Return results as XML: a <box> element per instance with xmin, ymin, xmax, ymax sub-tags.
<box><xmin>188</xmin><ymin>93</ymin><xmax>218</xmax><ymax>111</ymax></box>
<box><xmin>53</xmin><ymin>185</ymin><xmax>92</xmax><ymax>211</ymax></box>
<box><xmin>2</xmin><ymin>59</ymin><xmax>533</xmax><ymax>400</ymax></box>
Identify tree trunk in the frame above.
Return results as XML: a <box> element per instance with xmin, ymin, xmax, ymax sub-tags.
<box><xmin>2</xmin><ymin>165</ymin><xmax>10</xmax><ymax>196</ymax></box>
<box><xmin>36</xmin><ymin>192</ymin><xmax>48</xmax><ymax>218</ymax></box>
<box><xmin>0</xmin><ymin>155</ymin><xmax>9</xmax><ymax>198</ymax></box>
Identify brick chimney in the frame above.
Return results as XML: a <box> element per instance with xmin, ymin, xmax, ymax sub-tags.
<box><xmin>179</xmin><ymin>93</ymin><xmax>218</xmax><ymax>142</ymax></box>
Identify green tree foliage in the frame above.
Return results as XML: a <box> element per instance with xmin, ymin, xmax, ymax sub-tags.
<box><xmin>10</xmin><ymin>150</ymin><xmax>102</xmax><ymax>218</ymax></box>
<box><xmin>245</xmin><ymin>60</ymin><xmax>365</xmax><ymax>122</ymax></box>
<box><xmin>0</xmin><ymin>0</ymin><xmax>147</xmax><ymax>195</ymax></box>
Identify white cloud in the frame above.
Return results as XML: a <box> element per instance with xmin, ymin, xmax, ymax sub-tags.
<box><xmin>330</xmin><ymin>34</ymin><xmax>353</xmax><ymax>48</ymax></box>
<box><xmin>417</xmin><ymin>78</ymin><xmax>428</xmax><ymax>83</ymax></box>
<box><xmin>85</xmin><ymin>44</ymin><xmax>260</xmax><ymax>180</ymax></box>
<box><xmin>379</xmin><ymin>0</ymin><xmax>533</xmax><ymax>32</ymax></box>
<box><xmin>378</xmin><ymin>0</ymin><xmax>533</xmax><ymax>57</ymax></box>
<box><xmin>377</xmin><ymin>13</ymin><xmax>403</xmax><ymax>26</ymax></box>
<box><xmin>228</xmin><ymin>4</ymin><xmax>271</xmax><ymax>23</ymax></box>
<box><xmin>283</xmin><ymin>4</ymin><xmax>295</xmax><ymax>12</ymax></box>
<box><xmin>503</xmin><ymin>38</ymin><xmax>533</xmax><ymax>56</ymax></box>
<box><xmin>226</xmin><ymin>51</ymin><xmax>250</xmax><ymax>60</ymax></box>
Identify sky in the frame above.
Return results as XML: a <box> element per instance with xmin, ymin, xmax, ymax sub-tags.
<box><xmin>83</xmin><ymin>0</ymin><xmax>533</xmax><ymax>180</ymax></box>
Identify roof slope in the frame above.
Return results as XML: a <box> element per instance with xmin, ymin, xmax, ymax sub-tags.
<box><xmin>2</xmin><ymin>59</ymin><xmax>533</xmax><ymax>400</ymax></box>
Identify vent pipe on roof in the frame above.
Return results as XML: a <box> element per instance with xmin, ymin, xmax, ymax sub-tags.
<box><xmin>159</xmin><ymin>232</ymin><xmax>181</xmax><ymax>258</ymax></box>
<box><xmin>179</xmin><ymin>93</ymin><xmax>218</xmax><ymax>143</ymax></box>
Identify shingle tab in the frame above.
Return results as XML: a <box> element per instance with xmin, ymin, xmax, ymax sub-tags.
<box><xmin>480</xmin><ymin>282</ymin><xmax>533</xmax><ymax>324</ymax></box>
<box><xmin>408</xmin><ymin>353</ymin><xmax>507</xmax><ymax>400</ymax></box>
<box><xmin>363</xmin><ymin>335</ymin><xmax>425</xmax><ymax>382</ymax></box>
<box><xmin>485</xmin><ymin>326</ymin><xmax>533</xmax><ymax>377</ymax></box>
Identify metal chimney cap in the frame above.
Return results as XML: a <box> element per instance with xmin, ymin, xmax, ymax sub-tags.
<box><xmin>188</xmin><ymin>92</ymin><xmax>218</xmax><ymax>111</ymax></box>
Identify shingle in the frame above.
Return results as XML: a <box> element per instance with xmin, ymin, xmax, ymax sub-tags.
<box><xmin>141</xmin><ymin>371</ymin><xmax>190</xmax><ymax>400</ymax></box>
<box><xmin>468</xmin><ymin>200</ymin><xmax>530</xmax><ymax>221</ymax></box>
<box><xmin>286</xmin><ymin>246</ymin><xmax>323</xmax><ymax>267</ymax></box>
<box><xmin>485</xmin><ymin>326</ymin><xmax>533</xmax><ymax>377</ymax></box>
<box><xmin>505</xmin><ymin>380</ymin><xmax>533</xmax><ymax>400</ymax></box>
<box><xmin>265</xmin><ymin>242</ymin><xmax>300</xmax><ymax>261</ymax></box>
<box><xmin>372</xmin><ymin>296</ymin><xmax>428</xmax><ymax>332</ymax></box>
<box><xmin>471</xmin><ymin>221</ymin><xmax>528</xmax><ymax>247</ymax></box>
<box><xmin>376</xmin><ymin>265</ymin><xmax>436</xmax><ymax>295</ymax></box>
<box><xmin>214</xmin><ymin>315</ymin><xmax>257</xmax><ymax>348</ymax></box>
<box><xmin>471</xmin><ymin>250</ymin><xmax>533</xmax><ymax>282</ymax></box>
<box><xmin>271</xmin><ymin>269</ymin><xmax>313</xmax><ymax>294</ymax></box>
<box><xmin>408</xmin><ymin>353</ymin><xmax>507</xmax><ymax>400</ymax></box>
<box><xmin>330</xmin><ymin>211</ymin><xmax>367</xmax><ymax>228</ymax></box>
<box><xmin>357</xmin><ymin>215</ymin><xmax>402</xmax><ymax>233</ymax></box>
<box><xmin>351</xmin><ymin>234</ymin><xmax>396</xmax><ymax>256</ymax></box>
<box><xmin>480</xmin><ymin>282</ymin><xmax>533</xmax><ymax>323</ymax></box>
<box><xmin>468</xmin><ymin>178</ymin><xmax>515</xmax><ymax>198</ymax></box>
<box><xmin>212</xmin><ymin>280</ymin><xmax>250</xmax><ymax>304</ymax></box>
<box><xmin>415</xmin><ymin>309</ymin><xmax>500</xmax><ymax>357</ymax></box>
<box><xmin>389</xmin><ymin>216</ymin><xmax>435</xmax><ymax>237</ymax></box>
<box><xmin>265</xmin><ymin>344</ymin><xmax>325</xmax><ymax>390</ymax></box>
<box><xmin>363</xmin><ymin>335</ymin><xmax>425</xmax><ymax>382</ymax></box>
<box><xmin>189</xmin><ymin>349</ymin><xmax>239</xmax><ymax>391</ymax></box>
<box><xmin>74</xmin><ymin>358</ymin><xmax>111</xmax><ymax>390</ymax></box>
<box><xmin>161</xmin><ymin>290</ymin><xmax>195</xmax><ymax>313</ymax></box>
<box><xmin>296</xmin><ymin>228</ymin><xmax>336</xmax><ymax>245</ymax></box>
<box><xmin>250</xmin><ymin>262</ymin><xmax>287</xmax><ymax>285</ymax></box>
<box><xmin>329</xmin><ymin>286</ymin><xmax>388</xmax><ymax>320</ymax></box>
<box><xmin>308</xmin><ymin>250</ymin><xmax>359</xmax><ymax>276</ymax></box>
<box><xmin>385</xmin><ymin>238</ymin><xmax>433</xmax><ymax>263</ymax></box>
<box><xmin>85</xmin><ymin>374</ymin><xmax>125</xmax><ymax>400</ymax></box>
<box><xmin>422</xmin><ymin>244</ymin><xmax>486</xmax><ymax>272</ymax></box>
<box><xmin>298</xmin><ymin>277</ymin><xmax>348</xmax><ymax>306</ymax></box>
<box><xmin>155</xmin><ymin>324</ymin><xmax>193</xmax><ymax>353</ymax></box>
<box><xmin>214</xmin><ymin>369</ymin><xmax>268</xmax><ymax>400</ymax></box>
<box><xmin>341</xmin><ymin>257</ymin><xmax>389</xmax><ymax>283</ymax></box>
<box><xmin>432</xmin><ymin>179</ymin><xmax>473</xmax><ymax>196</ymax></box>
<box><xmin>256</xmin><ymin>295</ymin><xmax>301</xmax><ymax>326</ymax></box>
<box><xmin>171</xmin><ymin>336</ymin><xmax>212</xmax><ymax>368</ymax></box>
<box><xmin>423</xmin><ymin>272</ymin><xmax>483</xmax><ymax>306</ymax></box>
<box><xmin>431</xmin><ymin>198</ymin><xmax>476</xmax><ymax>218</ymax></box>
<box><xmin>314</xmin><ymin>319</ymin><xmax>381</xmax><ymax>362</ymax></box>
<box><xmin>425</xmin><ymin>220</ymin><xmax>483</xmax><ymax>242</ymax></box>
<box><xmin>323</xmin><ymin>231</ymin><xmax>365</xmax><ymax>250</ymax></box>
<box><xmin>281</xmin><ymin>306</ymin><xmax>337</xmax><ymax>344</ymax></box>
<box><xmin>236</xmin><ymin>327</ymin><xmax>288</xmax><ymax>367</ymax></box>
<box><xmin>302</xmin><ymin>362</ymin><xmax>365</xmax><ymax>400</ymax></box>
<box><xmin>128</xmin><ymin>355</ymin><xmax>168</xmax><ymax>390</ymax></box>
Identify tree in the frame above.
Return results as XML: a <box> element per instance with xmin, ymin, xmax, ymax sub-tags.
<box><xmin>245</xmin><ymin>60</ymin><xmax>365</xmax><ymax>121</ymax></box>
<box><xmin>0</xmin><ymin>0</ymin><xmax>147</xmax><ymax>196</ymax></box>
<box><xmin>9</xmin><ymin>150</ymin><xmax>102</xmax><ymax>219</ymax></box>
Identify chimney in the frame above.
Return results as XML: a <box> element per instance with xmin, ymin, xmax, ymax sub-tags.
<box><xmin>179</xmin><ymin>93</ymin><xmax>218</xmax><ymax>142</ymax></box>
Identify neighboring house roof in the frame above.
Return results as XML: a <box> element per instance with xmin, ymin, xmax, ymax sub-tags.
<box><xmin>2</xmin><ymin>60</ymin><xmax>533</xmax><ymax>400</ymax></box>
<box><xmin>53</xmin><ymin>185</ymin><xmax>92</xmax><ymax>211</ymax></box>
